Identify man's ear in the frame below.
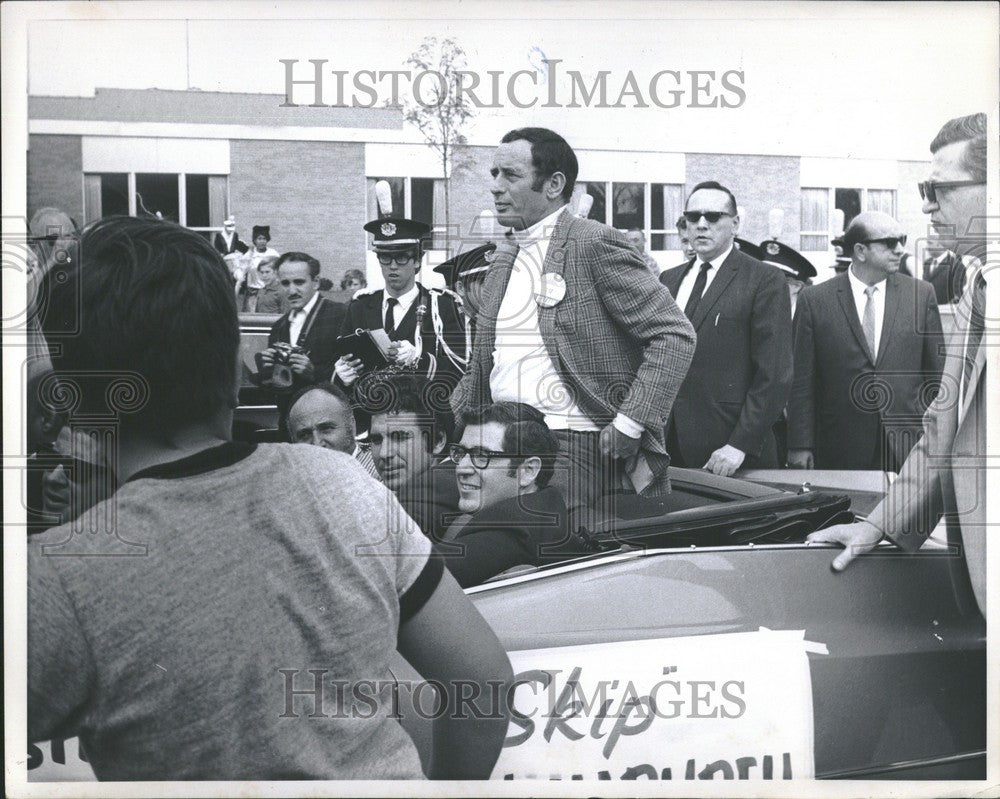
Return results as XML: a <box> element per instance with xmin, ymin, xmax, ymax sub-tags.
<box><xmin>432</xmin><ymin>431</ymin><xmax>448</xmax><ymax>456</ymax></box>
<box><xmin>517</xmin><ymin>456</ymin><xmax>542</xmax><ymax>489</ymax></box>
<box><xmin>546</xmin><ymin>172</ymin><xmax>567</xmax><ymax>202</ymax></box>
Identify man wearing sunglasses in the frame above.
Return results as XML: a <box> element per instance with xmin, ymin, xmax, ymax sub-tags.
<box><xmin>787</xmin><ymin>212</ymin><xmax>944</xmax><ymax>471</ymax></box>
<box><xmin>660</xmin><ymin>181</ymin><xmax>793</xmax><ymax>477</ymax></box>
<box><xmin>440</xmin><ymin>402</ymin><xmax>567</xmax><ymax>587</ymax></box>
<box><xmin>808</xmin><ymin>113</ymin><xmax>989</xmax><ymax>617</ymax></box>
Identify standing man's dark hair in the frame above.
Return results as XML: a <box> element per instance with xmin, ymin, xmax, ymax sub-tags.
<box><xmin>500</xmin><ymin>127</ymin><xmax>579</xmax><ymax>202</ymax></box>
<box><xmin>929</xmin><ymin>112</ymin><xmax>987</xmax><ymax>181</ymax></box>
<box><xmin>686</xmin><ymin>181</ymin><xmax>738</xmax><ymax>216</ymax></box>
<box><xmin>40</xmin><ymin>216</ymin><xmax>239</xmax><ymax>433</ymax></box>
<box><xmin>274</xmin><ymin>251</ymin><xmax>321</xmax><ymax>278</ymax></box>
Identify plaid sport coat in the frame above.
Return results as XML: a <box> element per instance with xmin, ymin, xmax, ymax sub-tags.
<box><xmin>453</xmin><ymin>210</ymin><xmax>696</xmax><ymax>492</ymax></box>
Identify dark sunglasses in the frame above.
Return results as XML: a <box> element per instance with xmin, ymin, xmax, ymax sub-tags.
<box><xmin>377</xmin><ymin>252</ymin><xmax>417</xmax><ymax>267</ymax></box>
<box><xmin>448</xmin><ymin>443</ymin><xmax>518</xmax><ymax>469</ymax></box>
<box><xmin>917</xmin><ymin>179</ymin><xmax>985</xmax><ymax>203</ymax></box>
<box><xmin>862</xmin><ymin>235</ymin><xmax>907</xmax><ymax>249</ymax></box>
<box><xmin>682</xmin><ymin>211</ymin><xmax>733</xmax><ymax>225</ymax></box>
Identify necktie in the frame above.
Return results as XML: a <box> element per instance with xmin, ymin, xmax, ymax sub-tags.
<box><xmin>384</xmin><ymin>297</ymin><xmax>399</xmax><ymax>335</ymax></box>
<box><xmin>960</xmin><ymin>274</ymin><xmax>986</xmax><ymax>404</ymax></box>
<box><xmin>683</xmin><ymin>262</ymin><xmax>712</xmax><ymax>320</ymax></box>
<box><xmin>862</xmin><ymin>285</ymin><xmax>877</xmax><ymax>360</ymax></box>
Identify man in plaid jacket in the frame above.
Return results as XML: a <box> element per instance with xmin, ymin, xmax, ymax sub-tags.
<box><xmin>453</xmin><ymin>127</ymin><xmax>695</xmax><ymax>525</ymax></box>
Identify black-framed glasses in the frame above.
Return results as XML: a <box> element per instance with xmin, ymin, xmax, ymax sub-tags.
<box><xmin>448</xmin><ymin>443</ymin><xmax>517</xmax><ymax>468</ymax></box>
<box><xmin>377</xmin><ymin>252</ymin><xmax>417</xmax><ymax>267</ymax></box>
<box><xmin>682</xmin><ymin>211</ymin><xmax>733</xmax><ymax>225</ymax></box>
<box><xmin>917</xmin><ymin>179</ymin><xmax>985</xmax><ymax>203</ymax></box>
<box><xmin>861</xmin><ymin>235</ymin><xmax>907</xmax><ymax>249</ymax></box>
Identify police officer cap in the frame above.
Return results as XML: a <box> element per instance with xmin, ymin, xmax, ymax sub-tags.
<box><xmin>759</xmin><ymin>239</ymin><xmax>817</xmax><ymax>281</ymax></box>
<box><xmin>734</xmin><ymin>238</ymin><xmax>765</xmax><ymax>261</ymax></box>
<box><xmin>364</xmin><ymin>216</ymin><xmax>431</xmax><ymax>251</ymax></box>
<box><xmin>433</xmin><ymin>242</ymin><xmax>497</xmax><ymax>286</ymax></box>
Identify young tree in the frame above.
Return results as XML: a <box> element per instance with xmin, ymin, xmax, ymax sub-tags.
<box><xmin>401</xmin><ymin>37</ymin><xmax>475</xmax><ymax>255</ymax></box>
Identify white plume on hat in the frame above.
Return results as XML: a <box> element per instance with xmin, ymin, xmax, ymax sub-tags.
<box><xmin>768</xmin><ymin>208</ymin><xmax>784</xmax><ymax>240</ymax></box>
<box><xmin>375</xmin><ymin>180</ymin><xmax>394</xmax><ymax>218</ymax></box>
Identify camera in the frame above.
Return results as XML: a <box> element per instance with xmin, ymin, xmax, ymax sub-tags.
<box><xmin>254</xmin><ymin>342</ymin><xmax>310</xmax><ymax>390</ymax></box>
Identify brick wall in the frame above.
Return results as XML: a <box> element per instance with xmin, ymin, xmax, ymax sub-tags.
<box><xmin>27</xmin><ymin>135</ymin><xmax>83</xmax><ymax>225</ymax></box>
<box><xmin>442</xmin><ymin>145</ymin><xmax>497</xmax><ymax>250</ymax></box>
<box><xmin>229</xmin><ymin>139</ymin><xmax>367</xmax><ymax>285</ymax></box>
<box><xmin>685</xmin><ymin>154</ymin><xmax>802</xmax><ymax>249</ymax></box>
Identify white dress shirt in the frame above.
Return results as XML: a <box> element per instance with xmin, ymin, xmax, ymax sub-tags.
<box><xmin>381</xmin><ymin>283</ymin><xmax>420</xmax><ymax>331</ymax></box>
<box><xmin>288</xmin><ymin>292</ymin><xmax>320</xmax><ymax>346</ymax></box>
<box><xmin>847</xmin><ymin>265</ymin><xmax>887</xmax><ymax>357</ymax></box>
<box><xmin>490</xmin><ymin>206</ymin><xmax>643</xmax><ymax>437</ymax></box>
<box><xmin>673</xmin><ymin>242</ymin><xmax>733</xmax><ymax>312</ymax></box>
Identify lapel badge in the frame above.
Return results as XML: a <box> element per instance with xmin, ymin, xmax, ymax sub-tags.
<box><xmin>534</xmin><ymin>272</ymin><xmax>567</xmax><ymax>308</ymax></box>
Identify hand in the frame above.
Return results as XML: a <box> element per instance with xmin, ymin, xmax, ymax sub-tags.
<box><xmin>335</xmin><ymin>355</ymin><xmax>363</xmax><ymax>386</ymax></box>
<box><xmin>807</xmin><ymin>520</ymin><xmax>884</xmax><ymax>571</ymax></box>
<box><xmin>258</xmin><ymin>348</ymin><xmax>277</xmax><ymax>367</ymax></box>
<box><xmin>599</xmin><ymin>423</ymin><xmax>641</xmax><ymax>461</ymax></box>
<box><xmin>41</xmin><ymin>465</ymin><xmax>71</xmax><ymax>525</ymax></box>
<box><xmin>287</xmin><ymin>352</ymin><xmax>315</xmax><ymax>379</ymax></box>
<box><xmin>703</xmin><ymin>444</ymin><xmax>745</xmax><ymax>477</ymax></box>
<box><xmin>786</xmin><ymin>449</ymin><xmax>814</xmax><ymax>469</ymax></box>
<box><xmin>388</xmin><ymin>340</ymin><xmax>419</xmax><ymax>366</ymax></box>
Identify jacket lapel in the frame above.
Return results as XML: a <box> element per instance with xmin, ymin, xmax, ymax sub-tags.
<box><xmin>691</xmin><ymin>250</ymin><xmax>738</xmax><ymax>330</ymax></box>
<box><xmin>836</xmin><ymin>273</ymin><xmax>875</xmax><ymax>365</ymax></box>
<box><xmin>660</xmin><ymin>262</ymin><xmax>691</xmax><ymax>297</ymax></box>
<box><xmin>876</xmin><ymin>274</ymin><xmax>901</xmax><ymax>365</ymax></box>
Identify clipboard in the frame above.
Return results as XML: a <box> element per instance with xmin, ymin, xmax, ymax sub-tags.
<box><xmin>333</xmin><ymin>328</ymin><xmax>393</xmax><ymax>371</ymax></box>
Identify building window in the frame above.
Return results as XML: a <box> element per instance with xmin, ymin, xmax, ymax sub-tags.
<box><xmin>367</xmin><ymin>176</ymin><xmax>446</xmax><ymax>249</ymax></box>
<box><xmin>581</xmin><ymin>181</ymin><xmax>685</xmax><ymax>251</ymax></box>
<box><xmin>800</xmin><ymin>187</ymin><xmax>897</xmax><ymax>250</ymax></box>
<box><xmin>84</xmin><ymin>172</ymin><xmax>227</xmax><ymax>234</ymax></box>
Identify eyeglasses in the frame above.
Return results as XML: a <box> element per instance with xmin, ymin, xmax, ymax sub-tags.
<box><xmin>861</xmin><ymin>235</ymin><xmax>907</xmax><ymax>249</ymax></box>
<box><xmin>448</xmin><ymin>443</ymin><xmax>518</xmax><ymax>469</ymax></box>
<box><xmin>377</xmin><ymin>252</ymin><xmax>417</xmax><ymax>267</ymax></box>
<box><xmin>682</xmin><ymin>211</ymin><xmax>733</xmax><ymax>225</ymax></box>
<box><xmin>917</xmin><ymin>180</ymin><xmax>985</xmax><ymax>203</ymax></box>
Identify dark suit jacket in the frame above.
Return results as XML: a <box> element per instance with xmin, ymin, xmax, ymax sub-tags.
<box><xmin>339</xmin><ymin>285</ymin><xmax>466</xmax><ymax>382</ymax></box>
<box><xmin>923</xmin><ymin>252</ymin><xmax>966</xmax><ymax>304</ymax></box>
<box><xmin>439</xmin><ymin>486</ymin><xmax>568</xmax><ymax>587</ymax></box>
<box><xmin>267</xmin><ymin>296</ymin><xmax>347</xmax><ymax>420</ymax></box>
<box><xmin>455</xmin><ymin>210</ymin><xmax>696</xmax><ymax>493</ymax></box>
<box><xmin>787</xmin><ymin>271</ymin><xmax>944</xmax><ymax>469</ymax></box>
<box><xmin>660</xmin><ymin>247</ymin><xmax>793</xmax><ymax>468</ymax></box>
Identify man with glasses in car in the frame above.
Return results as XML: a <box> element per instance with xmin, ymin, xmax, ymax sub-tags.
<box><xmin>440</xmin><ymin>401</ymin><xmax>568</xmax><ymax>587</ymax></box>
<box><xmin>786</xmin><ymin>212</ymin><xmax>944</xmax><ymax>471</ymax></box>
<box><xmin>660</xmin><ymin>181</ymin><xmax>793</xmax><ymax>477</ymax></box>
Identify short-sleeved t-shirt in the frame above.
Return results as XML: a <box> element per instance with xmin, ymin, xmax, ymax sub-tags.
<box><xmin>28</xmin><ymin>442</ymin><xmax>437</xmax><ymax>780</ymax></box>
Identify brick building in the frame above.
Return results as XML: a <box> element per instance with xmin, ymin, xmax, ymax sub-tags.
<box><xmin>28</xmin><ymin>87</ymin><xmax>931</xmax><ymax>288</ymax></box>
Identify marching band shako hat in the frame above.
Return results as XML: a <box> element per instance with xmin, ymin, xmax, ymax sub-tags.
<box><xmin>759</xmin><ymin>239</ymin><xmax>817</xmax><ymax>281</ymax></box>
<box><xmin>433</xmin><ymin>242</ymin><xmax>497</xmax><ymax>287</ymax></box>
<box><xmin>364</xmin><ymin>180</ymin><xmax>430</xmax><ymax>251</ymax></box>
<box><xmin>252</xmin><ymin>225</ymin><xmax>270</xmax><ymax>241</ymax></box>
<box><xmin>733</xmin><ymin>238</ymin><xmax>765</xmax><ymax>261</ymax></box>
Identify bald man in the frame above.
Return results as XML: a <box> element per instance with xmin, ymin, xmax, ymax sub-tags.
<box><xmin>787</xmin><ymin>211</ymin><xmax>944</xmax><ymax>471</ymax></box>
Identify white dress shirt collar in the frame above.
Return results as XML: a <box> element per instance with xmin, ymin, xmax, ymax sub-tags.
<box><xmin>288</xmin><ymin>291</ymin><xmax>320</xmax><ymax>345</ymax></box>
<box><xmin>701</xmin><ymin>242</ymin><xmax>734</xmax><ymax>270</ymax></box>
<box><xmin>382</xmin><ymin>283</ymin><xmax>421</xmax><ymax>323</ymax></box>
<box><xmin>847</xmin><ymin>265</ymin><xmax>887</xmax><ymax>356</ymax></box>
<box><xmin>513</xmin><ymin>205</ymin><xmax>570</xmax><ymax>247</ymax></box>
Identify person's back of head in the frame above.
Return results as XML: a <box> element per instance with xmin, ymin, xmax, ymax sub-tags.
<box><xmin>39</xmin><ymin>216</ymin><xmax>239</xmax><ymax>438</ymax></box>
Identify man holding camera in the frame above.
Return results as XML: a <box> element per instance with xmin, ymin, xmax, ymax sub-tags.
<box><xmin>259</xmin><ymin>252</ymin><xmax>346</xmax><ymax>432</ymax></box>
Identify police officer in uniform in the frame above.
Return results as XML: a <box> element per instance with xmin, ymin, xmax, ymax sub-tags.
<box><xmin>335</xmin><ymin>182</ymin><xmax>467</xmax><ymax>404</ymax></box>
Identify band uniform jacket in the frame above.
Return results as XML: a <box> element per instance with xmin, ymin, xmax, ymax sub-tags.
<box><xmin>267</xmin><ymin>296</ymin><xmax>347</xmax><ymax>419</ymax></box>
<box><xmin>338</xmin><ymin>284</ymin><xmax>467</xmax><ymax>384</ymax></box>
<box><xmin>865</xmin><ymin>273</ymin><xmax>986</xmax><ymax>614</ymax></box>
<box><xmin>660</xmin><ymin>247</ymin><xmax>793</xmax><ymax>469</ymax></box>
<box><xmin>787</xmin><ymin>271</ymin><xmax>945</xmax><ymax>469</ymax></box>
<box><xmin>212</xmin><ymin>231</ymin><xmax>248</xmax><ymax>257</ymax></box>
<box><xmin>455</xmin><ymin>210</ymin><xmax>696</xmax><ymax>494</ymax></box>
